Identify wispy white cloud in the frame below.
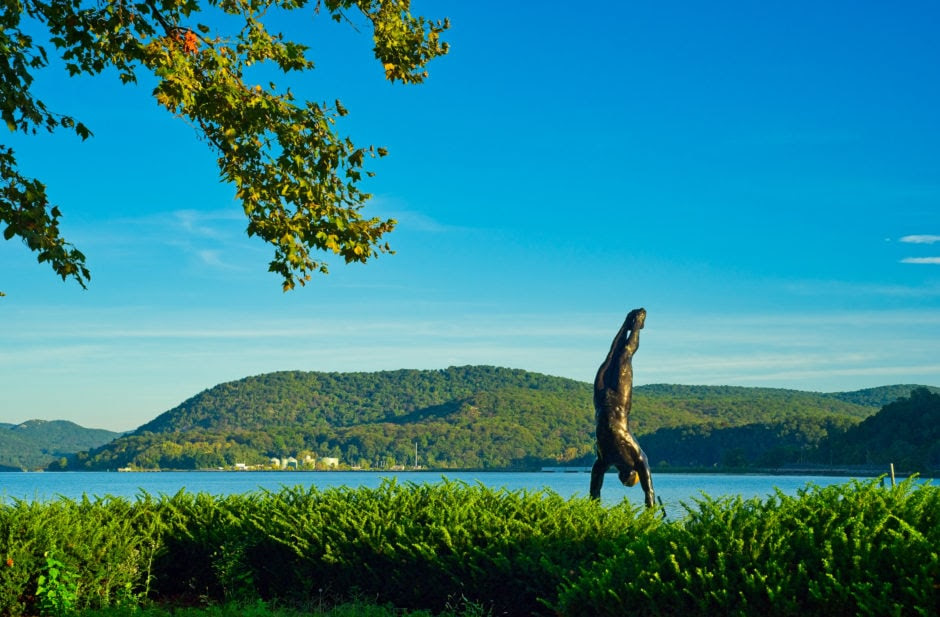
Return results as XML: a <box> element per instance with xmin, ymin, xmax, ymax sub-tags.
<box><xmin>367</xmin><ymin>196</ymin><xmax>476</xmax><ymax>234</ymax></box>
<box><xmin>394</xmin><ymin>209</ymin><xmax>462</xmax><ymax>233</ymax></box>
<box><xmin>900</xmin><ymin>235</ymin><xmax>940</xmax><ymax>244</ymax></box>
<box><xmin>784</xmin><ymin>278</ymin><xmax>940</xmax><ymax>297</ymax></box>
<box><xmin>3</xmin><ymin>308</ymin><xmax>611</xmax><ymax>343</ymax></box>
<box><xmin>5</xmin><ymin>304</ymin><xmax>940</xmax><ymax>424</ymax></box>
<box><xmin>901</xmin><ymin>257</ymin><xmax>940</xmax><ymax>265</ymax></box>
<box><xmin>68</xmin><ymin>208</ymin><xmax>243</xmax><ymax>246</ymax></box>
<box><xmin>173</xmin><ymin>209</ymin><xmax>243</xmax><ymax>240</ymax></box>
<box><xmin>195</xmin><ymin>249</ymin><xmax>245</xmax><ymax>270</ymax></box>
<box><xmin>152</xmin><ymin>209</ymin><xmax>265</xmax><ymax>272</ymax></box>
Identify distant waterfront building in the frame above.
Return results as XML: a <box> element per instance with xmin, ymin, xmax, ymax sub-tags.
<box><xmin>320</xmin><ymin>457</ymin><xmax>339</xmax><ymax>468</ymax></box>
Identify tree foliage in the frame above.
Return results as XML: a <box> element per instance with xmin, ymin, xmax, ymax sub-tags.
<box><xmin>1</xmin><ymin>0</ymin><xmax>449</xmax><ymax>292</ymax></box>
<box><xmin>639</xmin><ymin>415</ymin><xmax>859</xmax><ymax>469</ymax></box>
<box><xmin>825</xmin><ymin>384</ymin><xmax>940</xmax><ymax>408</ymax></box>
<box><xmin>814</xmin><ymin>387</ymin><xmax>940</xmax><ymax>470</ymax></box>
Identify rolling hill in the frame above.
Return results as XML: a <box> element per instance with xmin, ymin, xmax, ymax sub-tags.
<box><xmin>0</xmin><ymin>420</ymin><xmax>122</xmax><ymax>470</ymax></box>
<box><xmin>58</xmin><ymin>366</ymin><xmax>936</xmax><ymax>472</ymax></box>
<box><xmin>815</xmin><ymin>387</ymin><xmax>940</xmax><ymax>470</ymax></box>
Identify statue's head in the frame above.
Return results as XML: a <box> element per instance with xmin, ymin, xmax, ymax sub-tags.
<box><xmin>619</xmin><ymin>468</ymin><xmax>639</xmax><ymax>487</ymax></box>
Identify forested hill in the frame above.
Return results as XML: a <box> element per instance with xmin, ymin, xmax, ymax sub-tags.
<box><xmin>60</xmin><ymin>366</ymin><xmax>936</xmax><ymax>472</ymax></box>
<box><xmin>135</xmin><ymin>366</ymin><xmax>587</xmax><ymax>434</ymax></box>
<box><xmin>626</xmin><ymin>383</ymin><xmax>879</xmax><ymax>435</ymax></box>
<box><xmin>0</xmin><ymin>420</ymin><xmax>121</xmax><ymax>470</ymax></box>
<box><xmin>816</xmin><ymin>387</ymin><xmax>940</xmax><ymax>471</ymax></box>
<box><xmin>824</xmin><ymin>384</ymin><xmax>938</xmax><ymax>408</ymax></box>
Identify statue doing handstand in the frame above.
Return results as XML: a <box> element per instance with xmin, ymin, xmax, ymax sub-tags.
<box><xmin>590</xmin><ymin>308</ymin><xmax>655</xmax><ymax>508</ymax></box>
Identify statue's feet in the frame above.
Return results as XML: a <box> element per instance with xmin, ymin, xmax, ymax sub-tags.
<box><xmin>628</xmin><ymin>308</ymin><xmax>646</xmax><ymax>330</ymax></box>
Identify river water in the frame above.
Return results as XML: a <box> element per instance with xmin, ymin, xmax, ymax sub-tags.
<box><xmin>0</xmin><ymin>470</ymin><xmax>902</xmax><ymax>520</ymax></box>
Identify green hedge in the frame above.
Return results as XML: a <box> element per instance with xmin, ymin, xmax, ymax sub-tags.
<box><xmin>148</xmin><ymin>480</ymin><xmax>657</xmax><ymax>615</ymax></box>
<box><xmin>0</xmin><ymin>478</ymin><xmax>936</xmax><ymax>617</ymax></box>
<box><xmin>0</xmin><ymin>495</ymin><xmax>161</xmax><ymax>616</ymax></box>
<box><xmin>555</xmin><ymin>479</ymin><xmax>939</xmax><ymax>617</ymax></box>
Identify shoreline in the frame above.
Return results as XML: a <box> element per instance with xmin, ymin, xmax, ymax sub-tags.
<box><xmin>13</xmin><ymin>466</ymin><xmax>935</xmax><ymax>479</ymax></box>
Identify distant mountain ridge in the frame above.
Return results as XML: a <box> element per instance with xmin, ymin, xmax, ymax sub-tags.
<box><xmin>819</xmin><ymin>387</ymin><xmax>940</xmax><ymax>471</ymax></box>
<box><xmin>638</xmin><ymin>383</ymin><xmax>932</xmax><ymax>410</ymax></box>
<box><xmin>0</xmin><ymin>420</ymin><xmax>121</xmax><ymax>470</ymax></box>
<box><xmin>58</xmin><ymin>366</ymin><xmax>939</xmax><ymax>472</ymax></box>
<box><xmin>824</xmin><ymin>384</ymin><xmax>937</xmax><ymax>408</ymax></box>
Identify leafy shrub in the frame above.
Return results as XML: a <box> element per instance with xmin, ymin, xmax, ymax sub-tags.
<box><xmin>2</xmin><ymin>479</ymin><xmax>936</xmax><ymax>617</ymax></box>
<box><xmin>555</xmin><ymin>478</ymin><xmax>939</xmax><ymax>617</ymax></box>
<box><xmin>0</xmin><ymin>495</ymin><xmax>161</xmax><ymax>616</ymax></box>
<box><xmin>149</xmin><ymin>490</ymin><xmax>260</xmax><ymax>603</ymax></box>
<box><xmin>36</xmin><ymin>553</ymin><xmax>78</xmax><ymax>617</ymax></box>
<box><xmin>148</xmin><ymin>479</ymin><xmax>658</xmax><ymax>615</ymax></box>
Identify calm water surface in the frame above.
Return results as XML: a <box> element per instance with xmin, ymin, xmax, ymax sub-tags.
<box><xmin>0</xmin><ymin>470</ymin><xmax>891</xmax><ymax>519</ymax></box>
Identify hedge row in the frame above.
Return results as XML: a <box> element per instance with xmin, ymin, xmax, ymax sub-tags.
<box><xmin>0</xmin><ymin>478</ymin><xmax>936</xmax><ymax>616</ymax></box>
<box><xmin>556</xmin><ymin>479</ymin><xmax>939</xmax><ymax>617</ymax></box>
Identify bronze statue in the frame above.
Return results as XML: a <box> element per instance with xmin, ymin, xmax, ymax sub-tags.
<box><xmin>590</xmin><ymin>308</ymin><xmax>655</xmax><ymax>507</ymax></box>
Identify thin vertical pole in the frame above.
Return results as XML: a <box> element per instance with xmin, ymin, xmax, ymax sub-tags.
<box><xmin>890</xmin><ymin>463</ymin><xmax>896</xmax><ymax>487</ymax></box>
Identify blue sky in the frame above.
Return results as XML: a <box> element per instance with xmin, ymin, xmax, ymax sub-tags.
<box><xmin>3</xmin><ymin>1</ymin><xmax>939</xmax><ymax>431</ymax></box>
